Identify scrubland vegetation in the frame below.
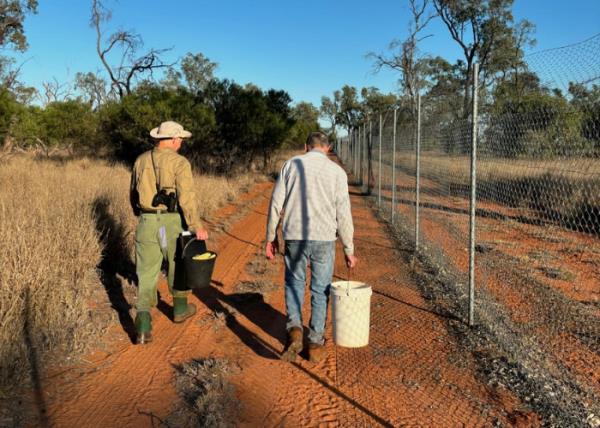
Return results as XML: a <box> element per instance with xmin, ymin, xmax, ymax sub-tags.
<box><xmin>0</xmin><ymin>154</ymin><xmax>268</xmax><ymax>396</ymax></box>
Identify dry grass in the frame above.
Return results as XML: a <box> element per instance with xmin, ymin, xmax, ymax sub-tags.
<box><xmin>166</xmin><ymin>358</ymin><xmax>240</xmax><ymax>428</ymax></box>
<box><xmin>234</xmin><ymin>280</ymin><xmax>277</xmax><ymax>296</ymax></box>
<box><xmin>381</xmin><ymin>151</ymin><xmax>600</xmax><ymax>232</ymax></box>
<box><xmin>393</xmin><ymin>152</ymin><xmax>600</xmax><ymax>184</ymax></box>
<box><xmin>0</xmin><ymin>154</ymin><xmax>267</xmax><ymax>400</ymax></box>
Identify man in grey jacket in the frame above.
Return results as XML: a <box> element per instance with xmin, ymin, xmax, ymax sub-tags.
<box><xmin>266</xmin><ymin>131</ymin><xmax>358</xmax><ymax>363</ymax></box>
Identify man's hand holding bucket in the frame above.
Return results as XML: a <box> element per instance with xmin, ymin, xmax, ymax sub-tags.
<box><xmin>266</xmin><ymin>237</ymin><xmax>279</xmax><ymax>260</ymax></box>
<box><xmin>196</xmin><ymin>228</ymin><xmax>209</xmax><ymax>241</ymax></box>
<box><xmin>345</xmin><ymin>254</ymin><xmax>358</xmax><ymax>269</ymax></box>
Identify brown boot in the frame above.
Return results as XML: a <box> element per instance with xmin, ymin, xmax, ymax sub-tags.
<box><xmin>281</xmin><ymin>327</ymin><xmax>303</xmax><ymax>362</ymax></box>
<box><xmin>308</xmin><ymin>342</ymin><xmax>327</xmax><ymax>363</ymax></box>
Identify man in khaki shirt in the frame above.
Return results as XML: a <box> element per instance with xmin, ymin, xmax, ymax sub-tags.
<box><xmin>130</xmin><ymin>121</ymin><xmax>208</xmax><ymax>344</ymax></box>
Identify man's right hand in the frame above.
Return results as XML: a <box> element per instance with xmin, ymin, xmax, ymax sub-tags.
<box><xmin>195</xmin><ymin>228</ymin><xmax>209</xmax><ymax>241</ymax></box>
<box><xmin>345</xmin><ymin>254</ymin><xmax>358</xmax><ymax>269</ymax></box>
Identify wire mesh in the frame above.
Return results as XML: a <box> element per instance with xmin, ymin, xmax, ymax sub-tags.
<box><xmin>335</xmin><ymin>34</ymin><xmax>600</xmax><ymax>425</ymax></box>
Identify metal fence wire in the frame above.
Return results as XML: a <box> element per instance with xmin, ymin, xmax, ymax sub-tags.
<box><xmin>335</xmin><ymin>35</ymin><xmax>600</xmax><ymax>426</ymax></box>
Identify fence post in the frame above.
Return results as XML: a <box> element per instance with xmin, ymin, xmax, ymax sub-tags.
<box><xmin>362</xmin><ymin>122</ymin><xmax>369</xmax><ymax>187</ymax></box>
<box><xmin>349</xmin><ymin>131</ymin><xmax>352</xmax><ymax>171</ymax></box>
<box><xmin>346</xmin><ymin>134</ymin><xmax>349</xmax><ymax>164</ymax></box>
<box><xmin>359</xmin><ymin>124</ymin><xmax>364</xmax><ymax>186</ymax></box>
<box><xmin>354</xmin><ymin>128</ymin><xmax>358</xmax><ymax>177</ymax></box>
<box><xmin>468</xmin><ymin>63</ymin><xmax>479</xmax><ymax>327</ymax></box>
<box><xmin>392</xmin><ymin>108</ymin><xmax>398</xmax><ymax>222</ymax></box>
<box><xmin>356</xmin><ymin>128</ymin><xmax>360</xmax><ymax>177</ymax></box>
<box><xmin>378</xmin><ymin>113</ymin><xmax>383</xmax><ymax>206</ymax></box>
<box><xmin>369</xmin><ymin>119</ymin><xmax>373</xmax><ymax>193</ymax></box>
<box><xmin>357</xmin><ymin>126</ymin><xmax>361</xmax><ymax>184</ymax></box>
<box><xmin>348</xmin><ymin>133</ymin><xmax>351</xmax><ymax>168</ymax></box>
<box><xmin>351</xmin><ymin>130</ymin><xmax>354</xmax><ymax>174</ymax></box>
<box><xmin>415</xmin><ymin>94</ymin><xmax>422</xmax><ymax>252</ymax></box>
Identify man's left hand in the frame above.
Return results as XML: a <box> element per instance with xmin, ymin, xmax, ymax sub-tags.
<box><xmin>345</xmin><ymin>254</ymin><xmax>358</xmax><ymax>269</ymax></box>
<box><xmin>266</xmin><ymin>239</ymin><xmax>279</xmax><ymax>260</ymax></box>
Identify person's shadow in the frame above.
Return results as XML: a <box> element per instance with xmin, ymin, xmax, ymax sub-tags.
<box><xmin>194</xmin><ymin>284</ymin><xmax>287</xmax><ymax>359</ymax></box>
<box><xmin>92</xmin><ymin>197</ymin><xmax>137</xmax><ymax>343</ymax></box>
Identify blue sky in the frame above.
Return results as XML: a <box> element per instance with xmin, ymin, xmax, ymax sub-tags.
<box><xmin>8</xmin><ymin>0</ymin><xmax>600</xmax><ymax>107</ymax></box>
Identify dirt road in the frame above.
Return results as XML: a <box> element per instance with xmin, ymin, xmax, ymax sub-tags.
<box><xmin>42</xmin><ymin>158</ymin><xmax>539</xmax><ymax>427</ymax></box>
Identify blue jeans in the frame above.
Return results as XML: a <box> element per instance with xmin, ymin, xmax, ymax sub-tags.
<box><xmin>284</xmin><ymin>240</ymin><xmax>335</xmax><ymax>345</ymax></box>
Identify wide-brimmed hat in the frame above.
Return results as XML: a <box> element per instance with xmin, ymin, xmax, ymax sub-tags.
<box><xmin>150</xmin><ymin>121</ymin><xmax>192</xmax><ymax>139</ymax></box>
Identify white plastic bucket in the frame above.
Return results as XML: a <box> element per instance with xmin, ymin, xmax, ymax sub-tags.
<box><xmin>331</xmin><ymin>281</ymin><xmax>372</xmax><ymax>348</ymax></box>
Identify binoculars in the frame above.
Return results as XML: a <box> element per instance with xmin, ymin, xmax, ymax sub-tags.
<box><xmin>152</xmin><ymin>189</ymin><xmax>178</xmax><ymax>212</ymax></box>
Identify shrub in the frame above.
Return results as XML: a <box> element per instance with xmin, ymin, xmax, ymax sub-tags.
<box><xmin>167</xmin><ymin>358</ymin><xmax>240</xmax><ymax>428</ymax></box>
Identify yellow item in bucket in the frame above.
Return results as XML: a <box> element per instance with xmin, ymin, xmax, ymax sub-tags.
<box><xmin>192</xmin><ymin>252</ymin><xmax>216</xmax><ymax>261</ymax></box>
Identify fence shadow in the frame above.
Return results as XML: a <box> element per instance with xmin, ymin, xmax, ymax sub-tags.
<box><xmin>92</xmin><ymin>197</ymin><xmax>137</xmax><ymax>344</ymax></box>
<box><xmin>372</xmin><ymin>289</ymin><xmax>462</xmax><ymax>322</ymax></box>
<box><xmin>375</xmin><ymin>191</ymin><xmax>549</xmax><ymax>228</ymax></box>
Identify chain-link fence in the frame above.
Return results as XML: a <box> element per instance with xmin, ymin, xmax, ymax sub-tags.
<box><xmin>335</xmin><ymin>35</ymin><xmax>600</xmax><ymax>425</ymax></box>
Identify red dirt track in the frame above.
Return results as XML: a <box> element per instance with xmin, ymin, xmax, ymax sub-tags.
<box><xmin>39</xmin><ymin>157</ymin><xmax>542</xmax><ymax>427</ymax></box>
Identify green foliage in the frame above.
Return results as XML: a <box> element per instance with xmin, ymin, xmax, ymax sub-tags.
<box><xmin>569</xmin><ymin>83</ymin><xmax>600</xmax><ymax>146</ymax></box>
<box><xmin>42</xmin><ymin>101</ymin><xmax>99</xmax><ymax>148</ymax></box>
<box><xmin>421</xmin><ymin>57</ymin><xmax>464</xmax><ymax>118</ymax></box>
<box><xmin>98</xmin><ymin>83</ymin><xmax>216</xmax><ymax>162</ymax></box>
<box><xmin>0</xmin><ymin>0</ymin><xmax>38</xmax><ymax>51</ymax></box>
<box><xmin>432</xmin><ymin>0</ymin><xmax>536</xmax><ymax>117</ymax></box>
<box><xmin>0</xmin><ymin>88</ymin><xmax>20</xmax><ymax>142</ymax></box>
<box><xmin>285</xmin><ymin>102</ymin><xmax>320</xmax><ymax>149</ymax></box>
<box><xmin>324</xmin><ymin>85</ymin><xmax>400</xmax><ymax>133</ymax></box>
<box><xmin>75</xmin><ymin>72</ymin><xmax>114</xmax><ymax>108</ymax></box>
<box><xmin>10</xmin><ymin>104</ymin><xmax>43</xmax><ymax>146</ymax></box>
<box><xmin>7</xmin><ymin>100</ymin><xmax>98</xmax><ymax>151</ymax></box>
<box><xmin>484</xmin><ymin>78</ymin><xmax>589</xmax><ymax>158</ymax></box>
<box><xmin>2</xmin><ymin>69</ymin><xmax>297</xmax><ymax>173</ymax></box>
<box><xmin>163</xmin><ymin>53</ymin><xmax>218</xmax><ymax>94</ymax></box>
<box><xmin>320</xmin><ymin>90</ymin><xmax>341</xmax><ymax>134</ymax></box>
<box><xmin>201</xmin><ymin>80</ymin><xmax>294</xmax><ymax>173</ymax></box>
<box><xmin>336</xmin><ymin>85</ymin><xmax>363</xmax><ymax>131</ymax></box>
<box><xmin>360</xmin><ymin>87</ymin><xmax>398</xmax><ymax>116</ymax></box>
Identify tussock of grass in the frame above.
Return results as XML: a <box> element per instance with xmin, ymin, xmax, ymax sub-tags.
<box><xmin>0</xmin><ymin>155</ymin><xmax>264</xmax><ymax>396</ymax></box>
<box><xmin>167</xmin><ymin>358</ymin><xmax>240</xmax><ymax>428</ymax></box>
<box><xmin>196</xmin><ymin>310</ymin><xmax>235</xmax><ymax>332</ymax></box>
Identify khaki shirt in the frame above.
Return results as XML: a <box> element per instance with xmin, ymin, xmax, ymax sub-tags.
<box><xmin>130</xmin><ymin>147</ymin><xmax>203</xmax><ymax>231</ymax></box>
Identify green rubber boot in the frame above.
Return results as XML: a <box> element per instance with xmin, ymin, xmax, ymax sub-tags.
<box><xmin>173</xmin><ymin>296</ymin><xmax>197</xmax><ymax>323</ymax></box>
<box><xmin>135</xmin><ymin>311</ymin><xmax>152</xmax><ymax>344</ymax></box>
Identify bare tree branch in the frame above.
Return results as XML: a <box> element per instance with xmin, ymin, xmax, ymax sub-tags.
<box><xmin>39</xmin><ymin>77</ymin><xmax>72</xmax><ymax>106</ymax></box>
<box><xmin>368</xmin><ymin>0</ymin><xmax>437</xmax><ymax>112</ymax></box>
<box><xmin>90</xmin><ymin>0</ymin><xmax>172</xmax><ymax>99</ymax></box>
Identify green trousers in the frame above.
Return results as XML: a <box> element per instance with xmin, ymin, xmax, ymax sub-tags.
<box><xmin>135</xmin><ymin>212</ymin><xmax>189</xmax><ymax>311</ymax></box>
